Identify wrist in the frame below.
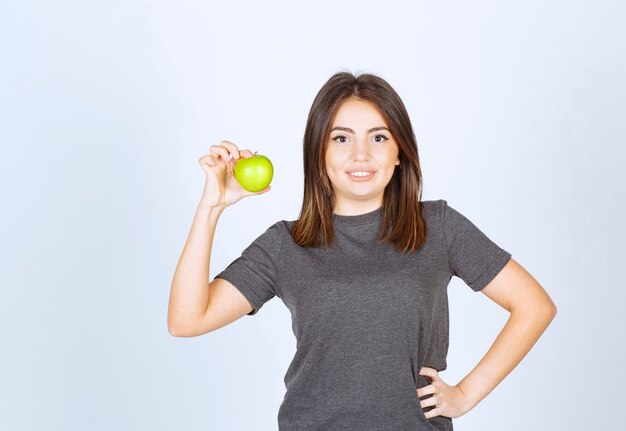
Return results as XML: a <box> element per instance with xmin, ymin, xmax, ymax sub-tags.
<box><xmin>196</xmin><ymin>202</ymin><xmax>226</xmax><ymax>217</ymax></box>
<box><xmin>456</xmin><ymin>383</ymin><xmax>479</xmax><ymax>413</ymax></box>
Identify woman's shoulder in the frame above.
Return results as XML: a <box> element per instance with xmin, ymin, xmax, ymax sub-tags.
<box><xmin>420</xmin><ymin>198</ymin><xmax>447</xmax><ymax>220</ymax></box>
<box><xmin>264</xmin><ymin>218</ymin><xmax>296</xmax><ymax>237</ymax></box>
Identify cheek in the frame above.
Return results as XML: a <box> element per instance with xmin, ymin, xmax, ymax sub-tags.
<box><xmin>325</xmin><ymin>151</ymin><xmax>342</xmax><ymax>171</ymax></box>
<box><xmin>324</xmin><ymin>155</ymin><xmax>332</xmax><ymax>174</ymax></box>
<box><xmin>386</xmin><ymin>148</ymin><xmax>400</xmax><ymax>166</ymax></box>
<box><xmin>376</xmin><ymin>150</ymin><xmax>397</xmax><ymax>166</ymax></box>
<box><xmin>324</xmin><ymin>157</ymin><xmax>339</xmax><ymax>184</ymax></box>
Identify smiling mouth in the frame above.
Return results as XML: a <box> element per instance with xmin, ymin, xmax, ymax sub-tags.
<box><xmin>347</xmin><ymin>171</ymin><xmax>375</xmax><ymax>181</ymax></box>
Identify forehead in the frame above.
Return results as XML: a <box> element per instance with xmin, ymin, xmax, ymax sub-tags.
<box><xmin>331</xmin><ymin>98</ymin><xmax>387</xmax><ymax>127</ymax></box>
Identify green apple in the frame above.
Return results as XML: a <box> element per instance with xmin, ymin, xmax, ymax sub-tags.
<box><xmin>234</xmin><ymin>152</ymin><xmax>274</xmax><ymax>192</ymax></box>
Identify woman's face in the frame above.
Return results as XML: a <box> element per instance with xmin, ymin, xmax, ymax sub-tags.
<box><xmin>325</xmin><ymin>98</ymin><xmax>400</xmax><ymax>215</ymax></box>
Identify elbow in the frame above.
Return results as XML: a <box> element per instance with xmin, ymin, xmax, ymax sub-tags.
<box><xmin>168</xmin><ymin>321</ymin><xmax>183</xmax><ymax>337</ymax></box>
<box><xmin>168</xmin><ymin>306</ymin><xmax>192</xmax><ymax>337</ymax></box>
<box><xmin>512</xmin><ymin>300</ymin><xmax>557</xmax><ymax>323</ymax></box>
<box><xmin>543</xmin><ymin>304</ymin><xmax>557</xmax><ymax>330</ymax></box>
<box><xmin>167</xmin><ymin>310</ymin><xmax>179</xmax><ymax>336</ymax></box>
<box><xmin>549</xmin><ymin>304</ymin><xmax>557</xmax><ymax>322</ymax></box>
<box><xmin>538</xmin><ymin>301</ymin><xmax>557</xmax><ymax>320</ymax></box>
<box><xmin>168</xmin><ymin>324</ymin><xmax>194</xmax><ymax>338</ymax></box>
<box><xmin>545</xmin><ymin>297</ymin><xmax>558</xmax><ymax>318</ymax></box>
<box><xmin>538</xmin><ymin>302</ymin><xmax>558</xmax><ymax>324</ymax></box>
<box><xmin>167</xmin><ymin>318</ymin><xmax>190</xmax><ymax>338</ymax></box>
<box><xmin>168</xmin><ymin>324</ymin><xmax>182</xmax><ymax>337</ymax></box>
<box><xmin>168</xmin><ymin>319</ymin><xmax>202</xmax><ymax>338</ymax></box>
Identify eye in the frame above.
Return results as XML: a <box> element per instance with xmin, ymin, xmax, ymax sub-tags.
<box><xmin>373</xmin><ymin>134</ymin><xmax>389</xmax><ymax>143</ymax></box>
<box><xmin>332</xmin><ymin>135</ymin><xmax>348</xmax><ymax>143</ymax></box>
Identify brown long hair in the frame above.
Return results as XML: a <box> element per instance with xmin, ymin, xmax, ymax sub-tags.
<box><xmin>290</xmin><ymin>71</ymin><xmax>426</xmax><ymax>253</ymax></box>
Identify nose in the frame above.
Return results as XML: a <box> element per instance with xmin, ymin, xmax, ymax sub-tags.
<box><xmin>351</xmin><ymin>137</ymin><xmax>370</xmax><ymax>161</ymax></box>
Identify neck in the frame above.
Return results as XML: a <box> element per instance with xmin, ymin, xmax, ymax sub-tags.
<box><xmin>333</xmin><ymin>200</ymin><xmax>383</xmax><ymax>216</ymax></box>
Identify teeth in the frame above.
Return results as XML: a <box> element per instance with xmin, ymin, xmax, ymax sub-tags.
<box><xmin>349</xmin><ymin>171</ymin><xmax>373</xmax><ymax>177</ymax></box>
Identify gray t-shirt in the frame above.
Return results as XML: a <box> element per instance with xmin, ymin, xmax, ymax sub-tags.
<box><xmin>216</xmin><ymin>199</ymin><xmax>512</xmax><ymax>431</ymax></box>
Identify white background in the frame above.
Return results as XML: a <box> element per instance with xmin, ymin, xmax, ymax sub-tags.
<box><xmin>1</xmin><ymin>1</ymin><xmax>624</xmax><ymax>430</ymax></box>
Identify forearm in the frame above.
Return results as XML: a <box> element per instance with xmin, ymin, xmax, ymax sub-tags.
<box><xmin>168</xmin><ymin>204</ymin><xmax>224</xmax><ymax>330</ymax></box>
<box><xmin>456</xmin><ymin>307</ymin><xmax>557</xmax><ymax>410</ymax></box>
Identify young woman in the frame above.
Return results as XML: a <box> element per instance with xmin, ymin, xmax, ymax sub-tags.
<box><xmin>168</xmin><ymin>72</ymin><xmax>557</xmax><ymax>430</ymax></box>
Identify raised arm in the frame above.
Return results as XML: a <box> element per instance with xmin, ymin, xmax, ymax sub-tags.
<box><xmin>167</xmin><ymin>140</ymin><xmax>270</xmax><ymax>337</ymax></box>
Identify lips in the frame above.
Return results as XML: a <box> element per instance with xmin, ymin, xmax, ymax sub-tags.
<box><xmin>346</xmin><ymin>168</ymin><xmax>376</xmax><ymax>174</ymax></box>
<box><xmin>348</xmin><ymin>171</ymin><xmax>374</xmax><ymax>178</ymax></box>
<box><xmin>346</xmin><ymin>169</ymin><xmax>376</xmax><ymax>181</ymax></box>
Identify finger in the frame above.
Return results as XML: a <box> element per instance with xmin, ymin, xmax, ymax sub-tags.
<box><xmin>256</xmin><ymin>185</ymin><xmax>271</xmax><ymax>194</ymax></box>
<box><xmin>199</xmin><ymin>155</ymin><xmax>216</xmax><ymax>167</ymax></box>
<box><xmin>218</xmin><ymin>140</ymin><xmax>241</xmax><ymax>160</ymax></box>
<box><xmin>423</xmin><ymin>407</ymin><xmax>441</xmax><ymax>419</ymax></box>
<box><xmin>416</xmin><ymin>384</ymin><xmax>435</xmax><ymax>397</ymax></box>
<box><xmin>419</xmin><ymin>367</ymin><xmax>439</xmax><ymax>379</ymax></box>
<box><xmin>239</xmin><ymin>149</ymin><xmax>255</xmax><ymax>158</ymax></box>
<box><xmin>420</xmin><ymin>396</ymin><xmax>438</xmax><ymax>409</ymax></box>
<box><xmin>209</xmin><ymin>145</ymin><xmax>232</xmax><ymax>161</ymax></box>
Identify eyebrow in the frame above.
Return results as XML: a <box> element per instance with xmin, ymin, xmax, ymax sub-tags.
<box><xmin>330</xmin><ymin>126</ymin><xmax>390</xmax><ymax>133</ymax></box>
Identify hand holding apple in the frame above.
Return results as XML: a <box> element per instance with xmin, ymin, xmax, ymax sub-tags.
<box><xmin>198</xmin><ymin>140</ymin><xmax>271</xmax><ymax>209</ymax></box>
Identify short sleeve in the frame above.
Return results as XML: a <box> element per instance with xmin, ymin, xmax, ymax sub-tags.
<box><xmin>214</xmin><ymin>222</ymin><xmax>282</xmax><ymax>315</ymax></box>
<box><xmin>441</xmin><ymin>199</ymin><xmax>512</xmax><ymax>292</ymax></box>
